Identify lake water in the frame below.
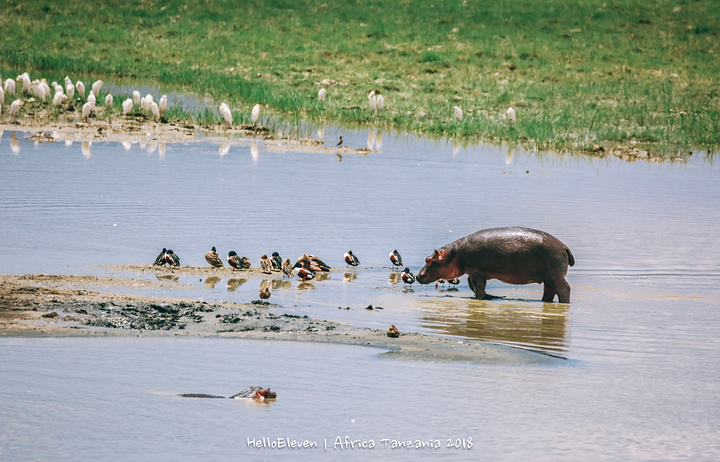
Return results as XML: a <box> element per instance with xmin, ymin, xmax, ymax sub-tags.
<box><xmin>1</xmin><ymin>127</ymin><xmax>719</xmax><ymax>460</ymax></box>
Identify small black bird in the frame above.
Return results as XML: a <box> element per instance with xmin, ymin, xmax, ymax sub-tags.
<box><xmin>336</xmin><ymin>136</ymin><xmax>343</xmax><ymax>147</ymax></box>
<box><xmin>153</xmin><ymin>248</ymin><xmax>167</xmax><ymax>266</ymax></box>
<box><xmin>271</xmin><ymin>252</ymin><xmax>282</xmax><ymax>271</ymax></box>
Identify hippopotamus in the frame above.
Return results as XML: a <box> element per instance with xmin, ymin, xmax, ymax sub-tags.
<box><xmin>179</xmin><ymin>387</ymin><xmax>276</xmax><ymax>400</ymax></box>
<box><xmin>416</xmin><ymin>227</ymin><xmax>575</xmax><ymax>303</ymax></box>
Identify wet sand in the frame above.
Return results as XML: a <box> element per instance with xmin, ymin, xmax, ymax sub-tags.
<box><xmin>0</xmin><ymin>270</ymin><xmax>562</xmax><ymax>365</ymax></box>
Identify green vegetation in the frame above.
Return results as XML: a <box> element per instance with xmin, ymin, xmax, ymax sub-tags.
<box><xmin>1</xmin><ymin>0</ymin><xmax>719</xmax><ymax>155</ymax></box>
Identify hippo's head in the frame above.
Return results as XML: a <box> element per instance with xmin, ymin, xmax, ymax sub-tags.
<box><xmin>416</xmin><ymin>248</ymin><xmax>462</xmax><ymax>284</ymax></box>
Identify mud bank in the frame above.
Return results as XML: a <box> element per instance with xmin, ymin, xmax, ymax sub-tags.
<box><xmin>0</xmin><ymin>273</ymin><xmax>562</xmax><ymax>365</ymax></box>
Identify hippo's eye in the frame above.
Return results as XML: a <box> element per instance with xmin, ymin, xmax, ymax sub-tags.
<box><xmin>425</xmin><ymin>256</ymin><xmax>432</xmax><ymax>264</ymax></box>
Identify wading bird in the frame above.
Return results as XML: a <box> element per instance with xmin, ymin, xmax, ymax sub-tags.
<box><xmin>105</xmin><ymin>94</ymin><xmax>113</xmax><ymax>110</ymax></box>
<box><xmin>376</xmin><ymin>93</ymin><xmax>384</xmax><ymax>111</ymax></box>
<box><xmin>91</xmin><ymin>80</ymin><xmax>103</xmax><ymax>96</ymax></box>
<box><xmin>219</xmin><ymin>102</ymin><xmax>232</xmax><ymax>125</ymax></box>
<box><xmin>0</xmin><ymin>86</ymin><xmax>4</xmax><ymax>104</ymax></box>
<box><xmin>5</xmin><ymin>78</ymin><xmax>16</xmax><ymax>96</ymax></box>
<box><xmin>368</xmin><ymin>90</ymin><xmax>377</xmax><ymax>111</ymax></box>
<box><xmin>153</xmin><ymin>248</ymin><xmax>167</xmax><ymax>266</ymax></box>
<box><xmin>87</xmin><ymin>92</ymin><xmax>96</xmax><ymax>108</ymax></box>
<box><xmin>389</xmin><ymin>250</ymin><xmax>403</xmax><ymax>269</ymax></box>
<box><xmin>271</xmin><ymin>252</ymin><xmax>282</xmax><ymax>271</ymax></box>
<box><xmin>251</xmin><ymin>104</ymin><xmax>261</xmax><ymax>124</ymax></box>
<box><xmin>259</xmin><ymin>286</ymin><xmax>271</xmax><ymax>302</ymax></box>
<box><xmin>336</xmin><ymin>136</ymin><xmax>343</xmax><ymax>147</ymax></box>
<box><xmin>122</xmin><ymin>99</ymin><xmax>133</xmax><ymax>115</ymax></box>
<box><xmin>65</xmin><ymin>83</ymin><xmax>74</xmax><ymax>102</ymax></box>
<box><xmin>81</xmin><ymin>102</ymin><xmax>92</xmax><ymax>121</ymax></box>
<box><xmin>401</xmin><ymin>268</ymin><xmax>416</xmax><ymax>286</ymax></box>
<box><xmin>205</xmin><ymin>246</ymin><xmax>224</xmax><ymax>267</ymax></box>
<box><xmin>318</xmin><ymin>88</ymin><xmax>326</xmax><ymax>103</ymax></box>
<box><xmin>52</xmin><ymin>91</ymin><xmax>66</xmax><ymax>106</ymax></box>
<box><xmin>133</xmin><ymin>90</ymin><xmax>141</xmax><ymax>106</ymax></box>
<box><xmin>453</xmin><ymin>105</ymin><xmax>463</xmax><ymax>121</ymax></box>
<box><xmin>150</xmin><ymin>101</ymin><xmax>160</xmax><ymax>121</ymax></box>
<box><xmin>159</xmin><ymin>95</ymin><xmax>167</xmax><ymax>115</ymax></box>
<box><xmin>506</xmin><ymin>107</ymin><xmax>516</xmax><ymax>124</ymax></box>
<box><xmin>344</xmin><ymin>250</ymin><xmax>360</xmax><ymax>267</ymax></box>
<box><xmin>282</xmin><ymin>258</ymin><xmax>293</xmax><ymax>278</ymax></box>
<box><xmin>260</xmin><ymin>254</ymin><xmax>273</xmax><ymax>274</ymax></box>
<box><xmin>76</xmin><ymin>81</ymin><xmax>85</xmax><ymax>98</ymax></box>
<box><xmin>10</xmin><ymin>99</ymin><xmax>23</xmax><ymax>120</ymax></box>
<box><xmin>227</xmin><ymin>251</ymin><xmax>243</xmax><ymax>270</ymax></box>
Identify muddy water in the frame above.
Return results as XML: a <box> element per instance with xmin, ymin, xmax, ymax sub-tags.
<box><xmin>1</xmin><ymin>129</ymin><xmax>720</xmax><ymax>460</ymax></box>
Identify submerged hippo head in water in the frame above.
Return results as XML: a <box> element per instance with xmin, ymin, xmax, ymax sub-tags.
<box><xmin>416</xmin><ymin>227</ymin><xmax>575</xmax><ymax>303</ymax></box>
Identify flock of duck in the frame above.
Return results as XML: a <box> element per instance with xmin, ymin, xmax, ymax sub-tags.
<box><xmin>150</xmin><ymin>247</ymin><xmax>460</xmax><ymax>302</ymax></box>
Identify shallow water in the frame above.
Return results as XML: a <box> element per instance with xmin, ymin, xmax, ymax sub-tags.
<box><xmin>1</xmin><ymin>129</ymin><xmax>719</xmax><ymax>460</ymax></box>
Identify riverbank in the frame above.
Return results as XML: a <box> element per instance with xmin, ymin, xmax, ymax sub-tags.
<box><xmin>2</xmin><ymin>0</ymin><xmax>717</xmax><ymax>158</ymax></box>
<box><xmin>0</xmin><ymin>272</ymin><xmax>561</xmax><ymax>365</ymax></box>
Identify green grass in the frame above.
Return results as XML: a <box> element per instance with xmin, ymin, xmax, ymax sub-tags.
<box><xmin>1</xmin><ymin>0</ymin><xmax>719</xmax><ymax>156</ymax></box>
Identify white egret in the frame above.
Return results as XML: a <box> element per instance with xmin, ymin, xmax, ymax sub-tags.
<box><xmin>251</xmin><ymin>104</ymin><xmax>261</xmax><ymax>124</ymax></box>
<box><xmin>66</xmin><ymin>83</ymin><xmax>74</xmax><ymax>101</ymax></box>
<box><xmin>91</xmin><ymin>80</ymin><xmax>103</xmax><ymax>96</ymax></box>
<box><xmin>64</xmin><ymin>76</ymin><xmax>72</xmax><ymax>87</ymax></box>
<box><xmin>32</xmin><ymin>82</ymin><xmax>46</xmax><ymax>100</ymax></box>
<box><xmin>132</xmin><ymin>90</ymin><xmax>141</xmax><ymax>106</ymax></box>
<box><xmin>219</xmin><ymin>102</ymin><xmax>232</xmax><ymax>125</ymax></box>
<box><xmin>82</xmin><ymin>102</ymin><xmax>92</xmax><ymax>121</ymax></box>
<box><xmin>159</xmin><ymin>95</ymin><xmax>167</xmax><ymax>114</ymax></box>
<box><xmin>10</xmin><ymin>99</ymin><xmax>23</xmax><ymax>119</ymax></box>
<box><xmin>4</xmin><ymin>78</ymin><xmax>15</xmax><ymax>95</ymax></box>
<box><xmin>150</xmin><ymin>101</ymin><xmax>160</xmax><ymax>121</ymax></box>
<box><xmin>76</xmin><ymin>81</ymin><xmax>85</xmax><ymax>98</ymax></box>
<box><xmin>318</xmin><ymin>88</ymin><xmax>326</xmax><ymax>103</ymax></box>
<box><xmin>453</xmin><ymin>105</ymin><xmax>463</xmax><ymax>121</ymax></box>
<box><xmin>40</xmin><ymin>81</ymin><xmax>51</xmax><ymax>99</ymax></box>
<box><xmin>87</xmin><ymin>92</ymin><xmax>96</xmax><ymax>108</ymax></box>
<box><xmin>0</xmin><ymin>85</ymin><xmax>4</xmax><ymax>104</ymax></box>
<box><xmin>19</xmin><ymin>73</ymin><xmax>31</xmax><ymax>93</ymax></box>
<box><xmin>52</xmin><ymin>82</ymin><xmax>63</xmax><ymax>94</ymax></box>
<box><xmin>376</xmin><ymin>94</ymin><xmax>384</xmax><ymax>110</ymax></box>
<box><xmin>122</xmin><ymin>98</ymin><xmax>133</xmax><ymax>115</ymax></box>
<box><xmin>506</xmin><ymin>107</ymin><xmax>516</xmax><ymax>124</ymax></box>
<box><xmin>145</xmin><ymin>94</ymin><xmax>154</xmax><ymax>106</ymax></box>
<box><xmin>368</xmin><ymin>90</ymin><xmax>377</xmax><ymax>111</ymax></box>
<box><xmin>140</xmin><ymin>96</ymin><xmax>147</xmax><ymax>113</ymax></box>
<box><xmin>105</xmin><ymin>94</ymin><xmax>113</xmax><ymax>110</ymax></box>
<box><xmin>52</xmin><ymin>91</ymin><xmax>66</xmax><ymax>106</ymax></box>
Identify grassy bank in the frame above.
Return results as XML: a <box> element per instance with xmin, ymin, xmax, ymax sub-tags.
<box><xmin>1</xmin><ymin>0</ymin><xmax>718</xmax><ymax>155</ymax></box>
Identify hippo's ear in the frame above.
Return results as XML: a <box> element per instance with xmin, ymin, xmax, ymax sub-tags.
<box><xmin>432</xmin><ymin>249</ymin><xmax>447</xmax><ymax>261</ymax></box>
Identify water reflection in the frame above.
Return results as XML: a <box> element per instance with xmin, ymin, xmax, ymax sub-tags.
<box><xmin>296</xmin><ymin>281</ymin><xmax>314</xmax><ymax>290</ymax></box>
<box><xmin>343</xmin><ymin>272</ymin><xmax>358</xmax><ymax>283</ymax></box>
<box><xmin>420</xmin><ymin>297</ymin><xmax>569</xmax><ymax>353</ymax></box>
<box><xmin>204</xmin><ymin>276</ymin><xmax>221</xmax><ymax>288</ymax></box>
<box><xmin>389</xmin><ymin>272</ymin><xmax>401</xmax><ymax>285</ymax></box>
<box><xmin>11</xmin><ymin>133</ymin><xmax>20</xmax><ymax>154</ymax></box>
<box><xmin>154</xmin><ymin>273</ymin><xmax>179</xmax><ymax>282</ymax></box>
<box><xmin>226</xmin><ymin>278</ymin><xmax>247</xmax><ymax>291</ymax></box>
<box><xmin>250</xmin><ymin>140</ymin><xmax>259</xmax><ymax>162</ymax></box>
<box><xmin>121</xmin><ymin>141</ymin><xmax>132</xmax><ymax>151</ymax></box>
<box><xmin>219</xmin><ymin>139</ymin><xmax>230</xmax><ymax>156</ymax></box>
<box><xmin>81</xmin><ymin>141</ymin><xmax>92</xmax><ymax>158</ymax></box>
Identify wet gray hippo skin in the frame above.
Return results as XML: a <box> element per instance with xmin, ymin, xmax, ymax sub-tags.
<box><xmin>416</xmin><ymin>227</ymin><xmax>575</xmax><ymax>303</ymax></box>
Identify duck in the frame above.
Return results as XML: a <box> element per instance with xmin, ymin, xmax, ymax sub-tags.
<box><xmin>153</xmin><ymin>248</ymin><xmax>167</xmax><ymax>266</ymax></box>
<box><xmin>205</xmin><ymin>247</ymin><xmax>224</xmax><ymax>267</ymax></box>
<box><xmin>295</xmin><ymin>254</ymin><xmax>331</xmax><ymax>272</ymax></box>
<box><xmin>344</xmin><ymin>250</ymin><xmax>360</xmax><ymax>267</ymax></box>
<box><xmin>259</xmin><ymin>286</ymin><xmax>271</xmax><ymax>302</ymax></box>
<box><xmin>401</xmin><ymin>268</ymin><xmax>415</xmax><ymax>285</ymax></box>
<box><xmin>227</xmin><ymin>251</ymin><xmax>243</xmax><ymax>270</ymax></box>
<box><xmin>448</xmin><ymin>277</ymin><xmax>461</xmax><ymax>287</ymax></box>
<box><xmin>164</xmin><ymin>250</ymin><xmax>180</xmax><ymax>267</ymax></box>
<box><xmin>390</xmin><ymin>249</ymin><xmax>403</xmax><ymax>269</ymax></box>
<box><xmin>260</xmin><ymin>254</ymin><xmax>273</xmax><ymax>274</ymax></box>
<box><xmin>271</xmin><ymin>252</ymin><xmax>282</xmax><ymax>271</ymax></box>
<box><xmin>386</xmin><ymin>325</ymin><xmax>400</xmax><ymax>338</ymax></box>
<box><xmin>282</xmin><ymin>258</ymin><xmax>293</xmax><ymax>278</ymax></box>
<box><xmin>240</xmin><ymin>256</ymin><xmax>251</xmax><ymax>269</ymax></box>
<box><xmin>293</xmin><ymin>262</ymin><xmax>316</xmax><ymax>281</ymax></box>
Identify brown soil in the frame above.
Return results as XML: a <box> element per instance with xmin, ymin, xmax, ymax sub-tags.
<box><xmin>0</xmin><ymin>272</ymin><xmax>562</xmax><ymax>365</ymax></box>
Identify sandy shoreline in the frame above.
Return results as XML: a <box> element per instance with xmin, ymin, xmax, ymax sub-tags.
<box><xmin>0</xmin><ymin>271</ymin><xmax>563</xmax><ymax>365</ymax></box>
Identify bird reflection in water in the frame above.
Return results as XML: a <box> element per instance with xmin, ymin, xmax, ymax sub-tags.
<box><xmin>155</xmin><ymin>273</ymin><xmax>179</xmax><ymax>282</ymax></box>
<box><xmin>204</xmin><ymin>276</ymin><xmax>221</xmax><ymax>288</ymax></box>
<box><xmin>344</xmin><ymin>273</ymin><xmax>357</xmax><ymax>283</ymax></box>
<box><xmin>388</xmin><ymin>272</ymin><xmax>401</xmax><ymax>285</ymax></box>
<box><xmin>226</xmin><ymin>278</ymin><xmax>247</xmax><ymax>291</ymax></box>
<box><xmin>296</xmin><ymin>281</ymin><xmax>315</xmax><ymax>290</ymax></box>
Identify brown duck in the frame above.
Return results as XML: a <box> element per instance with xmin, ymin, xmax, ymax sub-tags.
<box><xmin>205</xmin><ymin>247</ymin><xmax>224</xmax><ymax>267</ymax></box>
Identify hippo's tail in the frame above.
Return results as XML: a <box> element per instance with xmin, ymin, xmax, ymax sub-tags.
<box><xmin>566</xmin><ymin>248</ymin><xmax>575</xmax><ymax>267</ymax></box>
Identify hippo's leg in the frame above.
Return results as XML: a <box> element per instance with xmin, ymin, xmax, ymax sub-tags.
<box><xmin>467</xmin><ymin>274</ymin><xmax>487</xmax><ymax>299</ymax></box>
<box><xmin>542</xmin><ymin>278</ymin><xmax>571</xmax><ymax>303</ymax></box>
